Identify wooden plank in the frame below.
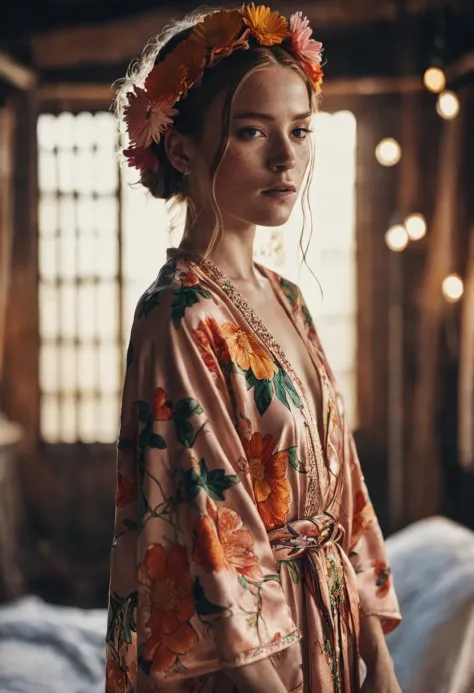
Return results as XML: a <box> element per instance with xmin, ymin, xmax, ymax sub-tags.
<box><xmin>29</xmin><ymin>0</ymin><xmax>466</xmax><ymax>69</ymax></box>
<box><xmin>0</xmin><ymin>107</ymin><xmax>15</xmax><ymax>383</ymax></box>
<box><xmin>0</xmin><ymin>51</ymin><xmax>37</xmax><ymax>90</ymax></box>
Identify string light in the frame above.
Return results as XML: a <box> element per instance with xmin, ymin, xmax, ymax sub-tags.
<box><xmin>442</xmin><ymin>274</ymin><xmax>464</xmax><ymax>302</ymax></box>
<box><xmin>375</xmin><ymin>138</ymin><xmax>402</xmax><ymax>167</ymax></box>
<box><xmin>405</xmin><ymin>213</ymin><xmax>427</xmax><ymax>241</ymax></box>
<box><xmin>436</xmin><ymin>90</ymin><xmax>460</xmax><ymax>120</ymax></box>
<box><xmin>423</xmin><ymin>66</ymin><xmax>446</xmax><ymax>93</ymax></box>
<box><xmin>385</xmin><ymin>224</ymin><xmax>409</xmax><ymax>252</ymax></box>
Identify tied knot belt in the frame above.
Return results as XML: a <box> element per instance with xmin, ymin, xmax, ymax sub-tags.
<box><xmin>268</xmin><ymin>512</ymin><xmax>360</xmax><ymax>691</ymax></box>
<box><xmin>267</xmin><ymin>512</ymin><xmax>345</xmax><ymax>561</ymax></box>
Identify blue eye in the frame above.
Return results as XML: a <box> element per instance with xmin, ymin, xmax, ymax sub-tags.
<box><xmin>293</xmin><ymin>127</ymin><xmax>313</xmax><ymax>138</ymax></box>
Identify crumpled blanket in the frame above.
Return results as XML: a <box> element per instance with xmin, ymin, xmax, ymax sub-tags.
<box><xmin>0</xmin><ymin>595</ymin><xmax>106</xmax><ymax>693</ymax></box>
<box><xmin>0</xmin><ymin>516</ymin><xmax>473</xmax><ymax>693</ymax></box>
<box><xmin>386</xmin><ymin>516</ymin><xmax>474</xmax><ymax>693</ymax></box>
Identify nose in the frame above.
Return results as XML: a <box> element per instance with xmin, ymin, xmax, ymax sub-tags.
<box><xmin>268</xmin><ymin>134</ymin><xmax>296</xmax><ymax>172</ymax></box>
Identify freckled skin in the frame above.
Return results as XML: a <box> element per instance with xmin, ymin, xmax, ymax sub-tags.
<box><xmin>190</xmin><ymin>64</ymin><xmax>313</xmax><ymax>230</ymax></box>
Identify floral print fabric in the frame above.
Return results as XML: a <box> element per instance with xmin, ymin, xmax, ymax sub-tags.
<box><xmin>105</xmin><ymin>248</ymin><xmax>401</xmax><ymax>693</ymax></box>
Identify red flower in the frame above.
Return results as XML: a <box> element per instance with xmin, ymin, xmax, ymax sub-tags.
<box><xmin>372</xmin><ymin>559</ymin><xmax>392</xmax><ymax>598</ymax></box>
<box><xmin>192</xmin><ymin>316</ymin><xmax>231</xmax><ymax>375</ymax></box>
<box><xmin>116</xmin><ymin>472</ymin><xmax>138</xmax><ymax>508</ymax></box>
<box><xmin>153</xmin><ymin>387</ymin><xmax>173</xmax><ymax>421</ymax></box>
<box><xmin>123</xmin><ymin>146</ymin><xmax>158</xmax><ymax>173</ymax></box>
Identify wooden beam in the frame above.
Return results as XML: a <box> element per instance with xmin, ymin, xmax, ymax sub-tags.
<box><xmin>0</xmin><ymin>51</ymin><xmax>37</xmax><ymax>90</ymax></box>
<box><xmin>30</xmin><ymin>0</ymin><xmax>470</xmax><ymax>70</ymax></box>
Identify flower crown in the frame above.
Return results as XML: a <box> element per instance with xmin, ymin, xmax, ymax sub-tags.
<box><xmin>123</xmin><ymin>3</ymin><xmax>324</xmax><ymax>175</ymax></box>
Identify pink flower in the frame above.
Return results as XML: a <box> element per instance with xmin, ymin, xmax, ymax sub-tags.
<box><xmin>123</xmin><ymin>147</ymin><xmax>158</xmax><ymax>173</ymax></box>
<box><xmin>288</xmin><ymin>12</ymin><xmax>323</xmax><ymax>66</ymax></box>
<box><xmin>123</xmin><ymin>89</ymin><xmax>178</xmax><ymax>149</ymax></box>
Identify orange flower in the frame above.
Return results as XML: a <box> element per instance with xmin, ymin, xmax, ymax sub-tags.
<box><xmin>193</xmin><ymin>501</ymin><xmax>264</xmax><ymax>581</ymax></box>
<box><xmin>221</xmin><ymin>322</ymin><xmax>278</xmax><ymax>380</ymax></box>
<box><xmin>242</xmin><ymin>432</ymin><xmax>291</xmax><ymax>529</ymax></box>
<box><xmin>352</xmin><ymin>489</ymin><xmax>375</xmax><ymax>543</ymax></box>
<box><xmin>105</xmin><ymin>658</ymin><xmax>127</xmax><ymax>693</ymax></box>
<box><xmin>153</xmin><ymin>387</ymin><xmax>173</xmax><ymax>421</ymax></box>
<box><xmin>139</xmin><ymin>544</ymin><xmax>197</xmax><ymax>672</ymax></box>
<box><xmin>307</xmin><ymin>62</ymin><xmax>324</xmax><ymax>93</ymax></box>
<box><xmin>145</xmin><ymin>40</ymin><xmax>207</xmax><ymax>101</ymax></box>
<box><xmin>193</xmin><ymin>317</ymin><xmax>231</xmax><ymax>375</ymax></box>
<box><xmin>178</xmin><ymin>269</ymin><xmax>200</xmax><ymax>287</ymax></box>
<box><xmin>242</xmin><ymin>3</ymin><xmax>289</xmax><ymax>46</ymax></box>
<box><xmin>372</xmin><ymin>560</ymin><xmax>392</xmax><ymax>598</ymax></box>
<box><xmin>116</xmin><ymin>472</ymin><xmax>138</xmax><ymax>508</ymax></box>
<box><xmin>191</xmin><ymin>9</ymin><xmax>249</xmax><ymax>65</ymax></box>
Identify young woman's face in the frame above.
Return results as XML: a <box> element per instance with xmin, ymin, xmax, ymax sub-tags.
<box><xmin>192</xmin><ymin>64</ymin><xmax>313</xmax><ymax>229</ymax></box>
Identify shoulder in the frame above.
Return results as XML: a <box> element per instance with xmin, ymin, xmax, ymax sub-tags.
<box><xmin>131</xmin><ymin>256</ymin><xmax>228</xmax><ymax>343</ymax></box>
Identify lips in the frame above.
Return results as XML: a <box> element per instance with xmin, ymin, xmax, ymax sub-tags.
<box><xmin>262</xmin><ymin>183</ymin><xmax>296</xmax><ymax>193</ymax></box>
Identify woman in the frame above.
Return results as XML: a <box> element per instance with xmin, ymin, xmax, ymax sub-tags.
<box><xmin>106</xmin><ymin>5</ymin><xmax>402</xmax><ymax>693</ymax></box>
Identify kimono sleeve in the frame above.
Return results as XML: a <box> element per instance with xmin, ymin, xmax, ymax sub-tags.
<box><xmin>106</xmin><ymin>290</ymin><xmax>300</xmax><ymax>692</ymax></box>
<box><xmin>345</xmin><ymin>432</ymin><xmax>402</xmax><ymax>635</ymax></box>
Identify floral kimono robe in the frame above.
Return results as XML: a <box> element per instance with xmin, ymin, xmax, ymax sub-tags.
<box><xmin>106</xmin><ymin>248</ymin><xmax>401</xmax><ymax>693</ymax></box>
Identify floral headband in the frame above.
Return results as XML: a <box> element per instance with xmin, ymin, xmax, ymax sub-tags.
<box><xmin>123</xmin><ymin>3</ymin><xmax>324</xmax><ymax>174</ymax></box>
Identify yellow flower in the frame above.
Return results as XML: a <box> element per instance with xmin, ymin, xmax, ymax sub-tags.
<box><xmin>242</xmin><ymin>3</ymin><xmax>289</xmax><ymax>46</ymax></box>
<box><xmin>190</xmin><ymin>9</ymin><xmax>249</xmax><ymax>66</ymax></box>
<box><xmin>221</xmin><ymin>322</ymin><xmax>278</xmax><ymax>380</ymax></box>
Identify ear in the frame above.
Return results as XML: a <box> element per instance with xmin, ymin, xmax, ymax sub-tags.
<box><xmin>164</xmin><ymin>128</ymin><xmax>194</xmax><ymax>174</ymax></box>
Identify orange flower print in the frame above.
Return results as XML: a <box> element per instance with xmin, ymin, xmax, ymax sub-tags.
<box><xmin>372</xmin><ymin>560</ymin><xmax>392</xmax><ymax>598</ymax></box>
<box><xmin>139</xmin><ymin>544</ymin><xmax>197</xmax><ymax>673</ymax></box>
<box><xmin>105</xmin><ymin>658</ymin><xmax>127</xmax><ymax>693</ymax></box>
<box><xmin>178</xmin><ymin>269</ymin><xmax>200</xmax><ymax>287</ymax></box>
<box><xmin>115</xmin><ymin>472</ymin><xmax>138</xmax><ymax>508</ymax></box>
<box><xmin>191</xmin><ymin>9</ymin><xmax>249</xmax><ymax>66</ymax></box>
<box><xmin>221</xmin><ymin>322</ymin><xmax>278</xmax><ymax>380</ymax></box>
<box><xmin>242</xmin><ymin>3</ymin><xmax>289</xmax><ymax>46</ymax></box>
<box><xmin>193</xmin><ymin>317</ymin><xmax>231</xmax><ymax>375</ymax></box>
<box><xmin>153</xmin><ymin>387</ymin><xmax>173</xmax><ymax>421</ymax></box>
<box><xmin>123</xmin><ymin>89</ymin><xmax>178</xmax><ymax>149</ymax></box>
<box><xmin>352</xmin><ymin>489</ymin><xmax>375</xmax><ymax>543</ymax></box>
<box><xmin>243</xmin><ymin>432</ymin><xmax>291</xmax><ymax>530</ymax></box>
<box><xmin>193</xmin><ymin>501</ymin><xmax>264</xmax><ymax>581</ymax></box>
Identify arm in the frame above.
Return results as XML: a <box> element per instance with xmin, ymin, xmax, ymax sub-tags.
<box><xmin>107</xmin><ymin>283</ymin><xmax>300</xmax><ymax>692</ymax></box>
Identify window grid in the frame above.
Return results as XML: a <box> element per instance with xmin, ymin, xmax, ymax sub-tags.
<box><xmin>38</xmin><ymin>109</ymin><xmax>357</xmax><ymax>442</ymax></box>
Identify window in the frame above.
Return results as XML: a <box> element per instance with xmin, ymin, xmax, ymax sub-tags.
<box><xmin>37</xmin><ymin>109</ymin><xmax>356</xmax><ymax>442</ymax></box>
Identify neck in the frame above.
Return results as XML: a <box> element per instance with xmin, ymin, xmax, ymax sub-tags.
<box><xmin>179</xmin><ymin>208</ymin><xmax>263</xmax><ymax>286</ymax></box>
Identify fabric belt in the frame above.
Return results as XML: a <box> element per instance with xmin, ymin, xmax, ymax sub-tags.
<box><xmin>268</xmin><ymin>513</ymin><xmax>360</xmax><ymax>693</ymax></box>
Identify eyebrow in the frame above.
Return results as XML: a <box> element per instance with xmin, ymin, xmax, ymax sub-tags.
<box><xmin>232</xmin><ymin>110</ymin><xmax>312</xmax><ymax>121</ymax></box>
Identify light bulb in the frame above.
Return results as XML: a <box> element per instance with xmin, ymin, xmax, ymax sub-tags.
<box><xmin>436</xmin><ymin>90</ymin><xmax>460</xmax><ymax>120</ymax></box>
<box><xmin>442</xmin><ymin>274</ymin><xmax>463</xmax><ymax>302</ymax></box>
<box><xmin>423</xmin><ymin>66</ymin><xmax>446</xmax><ymax>94</ymax></box>
<box><xmin>385</xmin><ymin>224</ymin><xmax>409</xmax><ymax>252</ymax></box>
<box><xmin>405</xmin><ymin>213</ymin><xmax>427</xmax><ymax>241</ymax></box>
<box><xmin>375</xmin><ymin>138</ymin><xmax>402</xmax><ymax>167</ymax></box>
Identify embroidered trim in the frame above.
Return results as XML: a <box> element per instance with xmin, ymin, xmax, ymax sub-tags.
<box><xmin>220</xmin><ymin>627</ymin><xmax>302</xmax><ymax>667</ymax></box>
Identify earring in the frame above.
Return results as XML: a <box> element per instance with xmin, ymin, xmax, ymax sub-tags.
<box><xmin>183</xmin><ymin>168</ymin><xmax>191</xmax><ymax>176</ymax></box>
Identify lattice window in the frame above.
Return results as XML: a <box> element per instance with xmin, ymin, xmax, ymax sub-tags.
<box><xmin>38</xmin><ymin>109</ymin><xmax>357</xmax><ymax>442</ymax></box>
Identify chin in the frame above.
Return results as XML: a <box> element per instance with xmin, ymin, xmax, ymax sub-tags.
<box><xmin>243</xmin><ymin>203</ymin><xmax>295</xmax><ymax>228</ymax></box>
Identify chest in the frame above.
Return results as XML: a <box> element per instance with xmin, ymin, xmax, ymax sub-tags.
<box><xmin>238</xmin><ymin>284</ymin><xmax>324</xmax><ymax>434</ymax></box>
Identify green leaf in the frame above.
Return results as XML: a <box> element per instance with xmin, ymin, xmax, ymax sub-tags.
<box><xmin>181</xmin><ymin>467</ymin><xmax>201</xmax><ymax>506</ymax></box>
<box><xmin>136</xmin><ymin>401</ymin><xmax>150</xmax><ymax>423</ymax></box>
<box><xmin>244</xmin><ymin>368</ymin><xmax>258</xmax><ymax>391</ymax></box>
<box><xmin>203</xmin><ymin>467</ymin><xmax>239</xmax><ymax>501</ymax></box>
<box><xmin>122</xmin><ymin>518</ymin><xmax>137</xmax><ymax>531</ymax></box>
<box><xmin>138</xmin><ymin>418</ymin><xmax>153</xmax><ymax>447</ymax></box>
<box><xmin>174</xmin><ymin>418</ymin><xmax>196</xmax><ymax>448</ymax></box>
<box><xmin>238</xmin><ymin>574</ymin><xmax>248</xmax><ymax>590</ymax></box>
<box><xmin>254</xmin><ymin>378</ymin><xmax>273</xmax><ymax>416</ymax></box>
<box><xmin>137</xmin><ymin>293</ymin><xmax>160</xmax><ymax>319</ymax></box>
<box><xmin>193</xmin><ymin>577</ymin><xmax>226</xmax><ymax>616</ymax></box>
<box><xmin>287</xmin><ymin>446</ymin><xmax>306</xmax><ymax>473</ymax></box>
<box><xmin>273</xmin><ymin>369</ymin><xmax>290</xmax><ymax>410</ymax></box>
<box><xmin>281</xmin><ymin>370</ymin><xmax>303</xmax><ymax>409</ymax></box>
<box><xmin>148</xmin><ymin>433</ymin><xmax>167</xmax><ymax>449</ymax></box>
<box><xmin>256</xmin><ymin>573</ymin><xmax>281</xmax><ymax>588</ymax></box>
<box><xmin>174</xmin><ymin>398</ymin><xmax>203</xmax><ymax>419</ymax></box>
<box><xmin>280</xmin><ymin>278</ymin><xmax>299</xmax><ymax>308</ymax></box>
<box><xmin>287</xmin><ymin>560</ymin><xmax>300</xmax><ymax>585</ymax></box>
